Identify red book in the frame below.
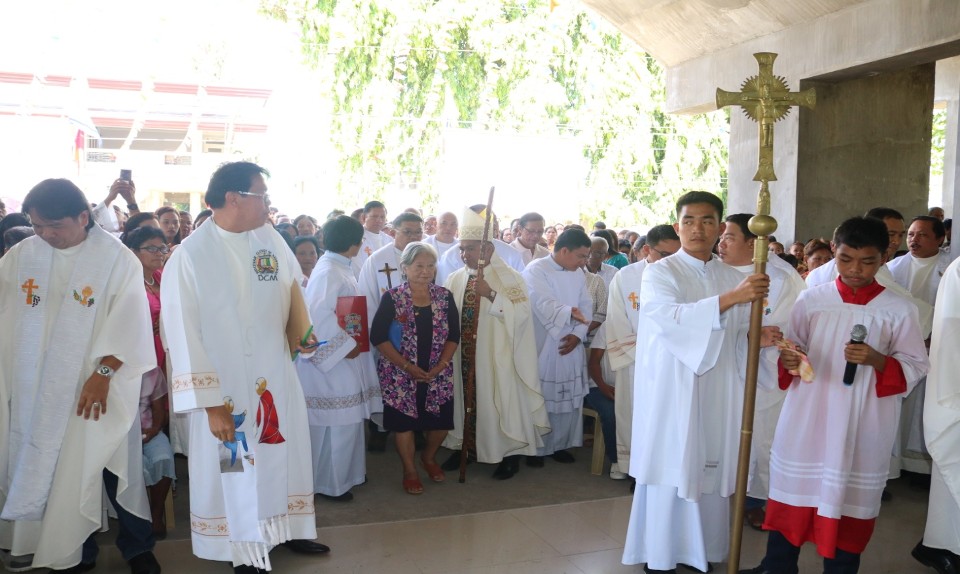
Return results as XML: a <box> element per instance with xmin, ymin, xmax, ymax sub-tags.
<box><xmin>336</xmin><ymin>296</ymin><xmax>369</xmax><ymax>353</ymax></box>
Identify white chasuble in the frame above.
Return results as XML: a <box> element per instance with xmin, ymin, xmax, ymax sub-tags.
<box><xmin>161</xmin><ymin>221</ymin><xmax>315</xmax><ymax>569</ymax></box>
<box><xmin>623</xmin><ymin>250</ymin><xmax>750</xmax><ymax>568</ymax></box>
<box><xmin>443</xmin><ymin>256</ymin><xmax>550</xmax><ymax>462</ymax></box>
<box><xmin>770</xmin><ymin>282</ymin><xmax>928</xmax><ymax>520</ymax></box>
<box><xmin>606</xmin><ymin>260</ymin><xmax>646</xmax><ymax>471</ymax></box>
<box><xmin>923</xmin><ymin>257</ymin><xmax>960</xmax><ymax>553</ymax></box>
<box><xmin>0</xmin><ymin>228</ymin><xmax>154</xmax><ymax>569</ymax></box>
<box><xmin>730</xmin><ymin>255</ymin><xmax>805</xmax><ymax>501</ymax></box>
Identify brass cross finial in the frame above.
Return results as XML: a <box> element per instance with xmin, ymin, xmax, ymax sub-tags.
<box><xmin>717</xmin><ymin>52</ymin><xmax>816</xmax><ymax>185</ymax></box>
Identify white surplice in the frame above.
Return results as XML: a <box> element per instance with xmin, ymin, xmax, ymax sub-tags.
<box><xmin>605</xmin><ymin>260</ymin><xmax>647</xmax><ymax>472</ymax></box>
<box><xmin>923</xmin><ymin>257</ymin><xmax>960</xmax><ymax>554</ymax></box>
<box><xmin>295</xmin><ymin>252</ymin><xmax>382</xmax><ymax>496</ymax></box>
<box><xmin>350</xmin><ymin>229</ymin><xmax>391</xmax><ymax>278</ymax></box>
<box><xmin>887</xmin><ymin>251</ymin><xmax>951</xmax><ymax>475</ymax></box>
<box><xmin>443</xmin><ymin>256</ymin><xmax>550</xmax><ymax>461</ymax></box>
<box><xmin>523</xmin><ymin>256</ymin><xmax>592</xmax><ymax>455</ymax></box>
<box><xmin>436</xmin><ymin>238</ymin><xmax>525</xmax><ymax>285</ymax></box>
<box><xmin>729</xmin><ymin>255</ymin><xmax>806</xmax><ymax>501</ymax></box>
<box><xmin>160</xmin><ymin>221</ymin><xmax>316</xmax><ymax>569</ymax></box>
<box><xmin>509</xmin><ymin>238</ymin><xmax>551</xmax><ymax>266</ymax></box>
<box><xmin>770</xmin><ymin>281</ymin><xmax>928</xmax><ymax>521</ymax></box>
<box><xmin>623</xmin><ymin>250</ymin><xmax>751</xmax><ymax>570</ymax></box>
<box><xmin>0</xmin><ymin>229</ymin><xmax>154</xmax><ymax>570</ymax></box>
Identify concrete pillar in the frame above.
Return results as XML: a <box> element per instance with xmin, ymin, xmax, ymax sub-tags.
<box><xmin>792</xmin><ymin>63</ymin><xmax>934</xmax><ymax>243</ymax></box>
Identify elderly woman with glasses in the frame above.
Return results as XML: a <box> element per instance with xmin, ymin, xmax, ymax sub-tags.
<box><xmin>370</xmin><ymin>242</ymin><xmax>460</xmax><ymax>495</ymax></box>
<box><xmin>122</xmin><ymin>226</ymin><xmax>175</xmax><ymax>538</ymax></box>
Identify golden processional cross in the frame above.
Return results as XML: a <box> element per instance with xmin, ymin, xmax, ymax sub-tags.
<box><xmin>716</xmin><ymin>52</ymin><xmax>815</xmax><ymax>574</ymax></box>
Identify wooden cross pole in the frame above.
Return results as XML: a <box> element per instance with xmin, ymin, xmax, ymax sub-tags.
<box><xmin>716</xmin><ymin>52</ymin><xmax>815</xmax><ymax>574</ymax></box>
<box><xmin>379</xmin><ymin>262</ymin><xmax>397</xmax><ymax>290</ymax></box>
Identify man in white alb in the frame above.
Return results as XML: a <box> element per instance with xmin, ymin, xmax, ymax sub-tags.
<box><xmin>510</xmin><ymin>212</ymin><xmax>551</xmax><ymax>266</ymax></box>
<box><xmin>622</xmin><ymin>192</ymin><xmax>778</xmax><ymax>573</ymax></box>
<box><xmin>161</xmin><ymin>162</ymin><xmax>327</xmax><ymax>573</ymax></box>
<box><xmin>605</xmin><ymin>224</ymin><xmax>679</xmax><ymax>477</ymax></box>
<box><xmin>523</xmin><ymin>228</ymin><xmax>593</xmax><ymax>465</ymax></box>
<box><xmin>424</xmin><ymin>212</ymin><xmax>458</xmax><ymax>258</ymax></box>
<box><xmin>718</xmin><ymin>213</ymin><xmax>805</xmax><ymax>531</ymax></box>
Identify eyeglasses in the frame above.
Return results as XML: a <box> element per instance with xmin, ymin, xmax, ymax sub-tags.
<box><xmin>522</xmin><ymin>227</ymin><xmax>545</xmax><ymax>236</ymax></box>
<box><xmin>398</xmin><ymin>229</ymin><xmax>423</xmax><ymax>237</ymax></box>
<box><xmin>654</xmin><ymin>249</ymin><xmax>674</xmax><ymax>258</ymax></box>
<box><xmin>234</xmin><ymin>191</ymin><xmax>271</xmax><ymax>204</ymax></box>
<box><xmin>139</xmin><ymin>245</ymin><xmax>170</xmax><ymax>254</ymax></box>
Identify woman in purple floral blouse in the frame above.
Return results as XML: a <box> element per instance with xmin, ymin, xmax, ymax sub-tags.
<box><xmin>371</xmin><ymin>242</ymin><xmax>460</xmax><ymax>494</ymax></box>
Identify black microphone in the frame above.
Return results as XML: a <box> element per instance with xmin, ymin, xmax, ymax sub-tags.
<box><xmin>843</xmin><ymin>324</ymin><xmax>868</xmax><ymax>386</ymax></box>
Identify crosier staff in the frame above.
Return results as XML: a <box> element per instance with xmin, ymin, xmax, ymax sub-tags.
<box><xmin>459</xmin><ymin>186</ymin><xmax>495</xmax><ymax>483</ymax></box>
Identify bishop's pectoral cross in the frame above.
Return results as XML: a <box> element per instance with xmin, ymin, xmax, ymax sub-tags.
<box><xmin>379</xmin><ymin>262</ymin><xmax>397</xmax><ymax>290</ymax></box>
<box><xmin>716</xmin><ymin>52</ymin><xmax>816</xmax><ymax>184</ymax></box>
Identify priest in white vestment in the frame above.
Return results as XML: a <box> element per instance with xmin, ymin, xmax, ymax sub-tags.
<box><xmin>745</xmin><ymin>217</ymin><xmax>928</xmax><ymax>574</ymax></box>
<box><xmin>295</xmin><ymin>216</ymin><xmax>382</xmax><ymax>500</ymax></box>
<box><xmin>442</xmin><ymin>207</ymin><xmax>550</xmax><ymax>479</ymax></box>
<box><xmin>718</xmin><ymin>213</ymin><xmax>805</xmax><ymax>530</ymax></box>
<box><xmin>510</xmin><ymin>212</ymin><xmax>551</xmax><ymax>265</ymax></box>
<box><xmin>586</xmin><ymin>236</ymin><xmax>618</xmax><ymax>289</ymax></box>
<box><xmin>887</xmin><ymin>216</ymin><xmax>951</xmax><ymax>477</ymax></box>
<box><xmin>623</xmin><ymin>192</ymin><xmax>778</xmax><ymax>572</ymax></box>
<box><xmin>913</xmin><ymin>254</ymin><xmax>960</xmax><ymax>570</ymax></box>
<box><xmin>605</xmin><ymin>224</ymin><xmax>679</xmax><ymax>475</ymax></box>
<box><xmin>523</xmin><ymin>228</ymin><xmax>593</xmax><ymax>464</ymax></box>
<box><xmin>0</xmin><ymin>179</ymin><xmax>158</xmax><ymax>572</ymax></box>
<box><xmin>436</xmin><ymin>227</ymin><xmax>525</xmax><ymax>285</ymax></box>
<box><xmin>350</xmin><ymin>201</ymin><xmax>391</xmax><ymax>277</ymax></box>
<box><xmin>160</xmin><ymin>162</ymin><xmax>325</xmax><ymax>573</ymax></box>
<box><xmin>423</xmin><ymin>212</ymin><xmax>458</xmax><ymax>258</ymax></box>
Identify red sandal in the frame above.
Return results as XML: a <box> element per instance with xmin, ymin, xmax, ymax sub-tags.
<box><xmin>402</xmin><ymin>475</ymin><xmax>423</xmax><ymax>495</ymax></box>
<box><xmin>421</xmin><ymin>458</ymin><xmax>446</xmax><ymax>482</ymax></box>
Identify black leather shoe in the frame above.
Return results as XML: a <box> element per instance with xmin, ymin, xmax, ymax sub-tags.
<box><xmin>48</xmin><ymin>562</ymin><xmax>95</xmax><ymax>574</ymax></box>
<box><xmin>550</xmin><ymin>450</ymin><xmax>576</xmax><ymax>463</ymax></box>
<box><xmin>679</xmin><ymin>562</ymin><xmax>713</xmax><ymax>573</ymax></box>
<box><xmin>281</xmin><ymin>539</ymin><xmax>330</xmax><ymax>554</ymax></box>
<box><xmin>441</xmin><ymin>451</ymin><xmax>464</xmax><ymax>471</ymax></box>
<box><xmin>912</xmin><ymin>540</ymin><xmax>960</xmax><ymax>574</ymax></box>
<box><xmin>492</xmin><ymin>460</ymin><xmax>516</xmax><ymax>480</ymax></box>
<box><xmin>736</xmin><ymin>567</ymin><xmax>767</xmax><ymax>574</ymax></box>
<box><xmin>233</xmin><ymin>566</ymin><xmax>265</xmax><ymax>574</ymax></box>
<box><xmin>526</xmin><ymin>456</ymin><xmax>544</xmax><ymax>468</ymax></box>
<box><xmin>128</xmin><ymin>551</ymin><xmax>161</xmax><ymax>574</ymax></box>
<box><xmin>643</xmin><ymin>565</ymin><xmax>677</xmax><ymax>573</ymax></box>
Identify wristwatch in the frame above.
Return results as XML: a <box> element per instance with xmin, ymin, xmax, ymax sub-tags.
<box><xmin>96</xmin><ymin>364</ymin><xmax>116</xmax><ymax>379</ymax></box>
<box><xmin>126</xmin><ymin>202</ymin><xmax>139</xmax><ymax>211</ymax></box>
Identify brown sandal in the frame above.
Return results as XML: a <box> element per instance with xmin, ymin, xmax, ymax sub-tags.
<box><xmin>421</xmin><ymin>459</ymin><xmax>445</xmax><ymax>482</ymax></box>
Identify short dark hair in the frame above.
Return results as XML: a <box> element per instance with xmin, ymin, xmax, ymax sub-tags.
<box><xmin>725</xmin><ymin>213</ymin><xmax>757</xmax><ymax>240</ymax></box>
<box><xmin>327</xmin><ymin>209</ymin><xmax>345</xmax><ymax>220</ymax></box>
<box><xmin>632</xmin><ymin>235</ymin><xmax>647</xmax><ymax>251</ymax></box>
<box><xmin>350</xmin><ymin>208</ymin><xmax>364</xmax><ymax>220</ymax></box>
<box><xmin>274</xmin><ymin>223</ymin><xmax>296</xmax><ymax>251</ymax></box>
<box><xmin>676</xmin><ymin>191</ymin><xmax>724</xmax><ymax>220</ymax></box>
<box><xmin>593</xmin><ymin>229</ymin><xmax>619</xmax><ymax>256</ymax></box>
<box><xmin>205</xmin><ymin>161</ymin><xmax>270</xmax><ymax>209</ymax></box>
<box><xmin>122</xmin><ymin>225</ymin><xmax>166</xmax><ymax>250</ymax></box>
<box><xmin>778</xmin><ymin>253</ymin><xmax>798</xmax><ymax>269</ymax></box>
<box><xmin>120</xmin><ymin>212</ymin><xmax>159</xmax><ymax>242</ymax></box>
<box><xmin>519</xmin><ymin>212</ymin><xmax>545</xmax><ymax>229</ymax></box>
<box><xmin>803</xmin><ymin>238</ymin><xmax>832</xmax><ymax>258</ymax></box>
<box><xmin>864</xmin><ymin>207</ymin><xmax>904</xmax><ymax>222</ymax></box>
<box><xmin>293</xmin><ymin>235</ymin><xmax>321</xmax><ymax>256</ymax></box>
<box><xmin>363</xmin><ymin>201</ymin><xmax>386</xmax><ymax>214</ymax></box>
<box><xmin>392</xmin><ymin>212</ymin><xmax>422</xmax><ymax>227</ymax></box>
<box><xmin>910</xmin><ymin>215</ymin><xmax>946</xmax><ymax>239</ymax></box>
<box><xmin>196</xmin><ymin>208</ymin><xmax>213</xmax><ymax>221</ymax></box>
<box><xmin>833</xmin><ymin>217</ymin><xmax>889</xmax><ymax>253</ymax></box>
<box><xmin>646</xmin><ymin>224</ymin><xmax>679</xmax><ymax>247</ymax></box>
<box><xmin>322</xmin><ymin>215</ymin><xmax>364</xmax><ymax>253</ymax></box>
<box><xmin>2</xmin><ymin>226</ymin><xmax>33</xmax><ymax>251</ymax></box>
<box><xmin>22</xmin><ymin>179</ymin><xmax>94</xmax><ymax>230</ymax></box>
<box><xmin>555</xmin><ymin>228</ymin><xmax>591</xmax><ymax>252</ymax></box>
<box><xmin>593</xmin><ymin>221</ymin><xmax>606</xmax><ymax>229</ymax></box>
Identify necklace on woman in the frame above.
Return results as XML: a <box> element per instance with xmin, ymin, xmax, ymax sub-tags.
<box><xmin>144</xmin><ymin>276</ymin><xmax>156</xmax><ymax>286</ymax></box>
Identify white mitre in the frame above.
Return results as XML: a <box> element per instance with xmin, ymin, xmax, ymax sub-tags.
<box><xmin>459</xmin><ymin>206</ymin><xmax>490</xmax><ymax>241</ymax></box>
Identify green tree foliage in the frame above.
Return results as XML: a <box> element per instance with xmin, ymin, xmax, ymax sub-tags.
<box><xmin>263</xmin><ymin>0</ymin><xmax>728</xmax><ymax>227</ymax></box>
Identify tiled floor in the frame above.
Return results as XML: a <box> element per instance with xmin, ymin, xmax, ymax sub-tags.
<box><xmin>87</xmin><ymin>478</ymin><xmax>936</xmax><ymax>573</ymax></box>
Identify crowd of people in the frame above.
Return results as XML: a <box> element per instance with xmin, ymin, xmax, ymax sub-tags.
<box><xmin>0</xmin><ymin>162</ymin><xmax>958</xmax><ymax>574</ymax></box>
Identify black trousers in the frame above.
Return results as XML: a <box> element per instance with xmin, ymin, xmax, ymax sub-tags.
<box><xmin>759</xmin><ymin>530</ymin><xmax>861</xmax><ymax>574</ymax></box>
